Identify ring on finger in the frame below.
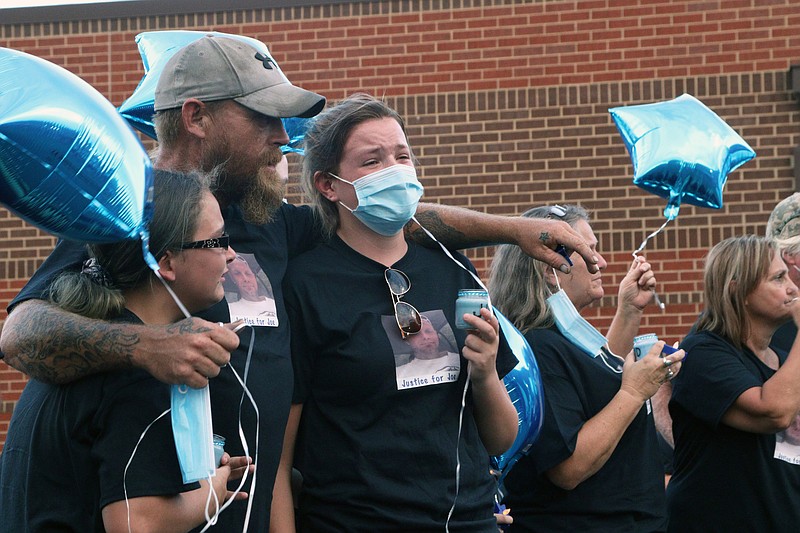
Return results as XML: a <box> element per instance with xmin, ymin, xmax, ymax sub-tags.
<box><xmin>663</xmin><ymin>358</ymin><xmax>673</xmax><ymax>368</ymax></box>
<box><xmin>666</xmin><ymin>368</ymin><xmax>674</xmax><ymax>380</ymax></box>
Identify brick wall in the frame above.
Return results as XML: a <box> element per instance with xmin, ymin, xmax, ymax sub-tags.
<box><xmin>1</xmin><ymin>0</ymin><xmax>799</xmax><ymax>448</ymax></box>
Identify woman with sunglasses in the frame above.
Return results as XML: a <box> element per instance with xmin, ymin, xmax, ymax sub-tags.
<box><xmin>0</xmin><ymin>169</ymin><xmax>252</xmax><ymax>532</ymax></box>
<box><xmin>667</xmin><ymin>235</ymin><xmax>800</xmax><ymax>532</ymax></box>
<box><xmin>488</xmin><ymin>204</ymin><xmax>684</xmax><ymax>533</ymax></box>
<box><xmin>272</xmin><ymin>94</ymin><xmax>518</xmax><ymax>532</ymax></box>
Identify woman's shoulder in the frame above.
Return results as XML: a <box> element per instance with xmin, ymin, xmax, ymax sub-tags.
<box><xmin>524</xmin><ymin>325</ymin><xmax>570</xmax><ymax>346</ymax></box>
<box><xmin>285</xmin><ymin>238</ymin><xmax>340</xmax><ymax>276</ymax></box>
<box><xmin>408</xmin><ymin>239</ymin><xmax>474</xmax><ymax>270</ymax></box>
<box><xmin>678</xmin><ymin>330</ymin><xmax>750</xmax><ymax>377</ymax></box>
<box><xmin>681</xmin><ymin>329</ymin><xmax>736</xmax><ymax>353</ymax></box>
<box><xmin>523</xmin><ymin>326</ymin><xmax>582</xmax><ymax>364</ymax></box>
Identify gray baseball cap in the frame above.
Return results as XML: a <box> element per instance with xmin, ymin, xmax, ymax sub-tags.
<box><xmin>154</xmin><ymin>34</ymin><xmax>325</xmax><ymax>118</ymax></box>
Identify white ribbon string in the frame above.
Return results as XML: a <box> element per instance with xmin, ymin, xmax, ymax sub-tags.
<box><xmin>198</xmin><ymin>327</ymin><xmax>259</xmax><ymax>532</ymax></box>
<box><xmin>410</xmin><ymin>216</ymin><xmax>486</xmax><ymax>531</ymax></box>
<box><xmin>410</xmin><ymin>216</ymin><xmax>493</xmax><ymax>310</ymax></box>
<box><xmin>201</xmin><ymin>474</ymin><xmax>222</xmax><ymax>530</ymax></box>
<box><xmin>632</xmin><ymin>218</ymin><xmax>670</xmax><ymax>310</ymax></box>
<box><xmin>445</xmin><ymin>364</ymin><xmax>472</xmax><ymax>532</ymax></box>
<box><xmin>124</xmin><ymin>408</ymin><xmax>171</xmax><ymax>533</ymax></box>
<box><xmin>122</xmin><ymin>273</ymin><xmax>259</xmax><ymax>533</ymax></box>
<box><xmin>230</xmin><ymin>326</ymin><xmax>259</xmax><ymax>531</ymax></box>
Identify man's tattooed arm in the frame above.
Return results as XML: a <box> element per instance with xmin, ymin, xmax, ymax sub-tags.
<box><xmin>1</xmin><ymin>299</ymin><xmax>237</xmax><ymax>387</ymax></box>
<box><xmin>2</xmin><ymin>299</ymin><xmax>140</xmax><ymax>384</ymax></box>
<box><xmin>406</xmin><ymin>203</ymin><xmax>472</xmax><ymax>249</ymax></box>
<box><xmin>406</xmin><ymin>202</ymin><xmax>597</xmax><ymax>273</ymax></box>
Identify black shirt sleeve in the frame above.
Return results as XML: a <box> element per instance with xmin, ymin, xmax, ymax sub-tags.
<box><xmin>8</xmin><ymin>239</ymin><xmax>88</xmax><ymax>312</ymax></box>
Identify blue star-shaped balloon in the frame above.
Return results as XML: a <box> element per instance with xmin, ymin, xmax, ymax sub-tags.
<box><xmin>118</xmin><ymin>30</ymin><xmax>312</xmax><ymax>154</ymax></box>
<box><xmin>0</xmin><ymin>47</ymin><xmax>153</xmax><ymax>246</ymax></box>
<box><xmin>610</xmin><ymin>93</ymin><xmax>755</xmax><ymax>220</ymax></box>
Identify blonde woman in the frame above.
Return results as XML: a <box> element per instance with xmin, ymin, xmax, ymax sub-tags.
<box><xmin>668</xmin><ymin>235</ymin><xmax>800</xmax><ymax>532</ymax></box>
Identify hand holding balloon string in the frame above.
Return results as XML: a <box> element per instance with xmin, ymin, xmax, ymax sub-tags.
<box><xmin>610</xmin><ymin>94</ymin><xmax>758</xmax><ymax>313</ymax></box>
<box><xmin>630</xmin><ymin>216</ymin><xmax>668</xmax><ymax>311</ymax></box>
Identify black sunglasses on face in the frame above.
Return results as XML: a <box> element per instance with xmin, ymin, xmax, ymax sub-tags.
<box><xmin>179</xmin><ymin>233</ymin><xmax>230</xmax><ymax>251</ymax></box>
<box><xmin>384</xmin><ymin>268</ymin><xmax>422</xmax><ymax>339</ymax></box>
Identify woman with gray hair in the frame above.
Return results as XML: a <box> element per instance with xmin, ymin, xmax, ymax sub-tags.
<box><xmin>667</xmin><ymin>235</ymin><xmax>800</xmax><ymax>532</ymax></box>
<box><xmin>489</xmin><ymin>204</ymin><xmax>682</xmax><ymax>532</ymax></box>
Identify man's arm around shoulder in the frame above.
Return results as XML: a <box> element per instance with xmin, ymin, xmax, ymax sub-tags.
<box><xmin>409</xmin><ymin>202</ymin><xmax>598</xmax><ymax>274</ymax></box>
<box><xmin>1</xmin><ymin>299</ymin><xmax>238</xmax><ymax>387</ymax></box>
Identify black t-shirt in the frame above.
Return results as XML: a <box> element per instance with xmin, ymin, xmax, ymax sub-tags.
<box><xmin>667</xmin><ymin>330</ymin><xmax>800</xmax><ymax>533</ymax></box>
<box><xmin>6</xmin><ymin>202</ymin><xmax>322</xmax><ymax>532</ymax></box>
<box><xmin>502</xmin><ymin>326</ymin><xmax>667</xmax><ymax>533</ymax></box>
<box><xmin>284</xmin><ymin>236</ymin><xmax>517</xmax><ymax>532</ymax></box>
<box><xmin>0</xmin><ymin>310</ymin><xmax>194</xmax><ymax>532</ymax></box>
<box><xmin>771</xmin><ymin>321</ymin><xmax>797</xmax><ymax>354</ymax></box>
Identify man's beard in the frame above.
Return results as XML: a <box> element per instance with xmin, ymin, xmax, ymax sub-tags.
<box><xmin>237</xmin><ymin>163</ymin><xmax>286</xmax><ymax>225</ymax></box>
<box><xmin>204</xmin><ymin>147</ymin><xmax>285</xmax><ymax>225</ymax></box>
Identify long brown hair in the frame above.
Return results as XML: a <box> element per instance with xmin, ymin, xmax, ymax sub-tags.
<box><xmin>696</xmin><ymin>235</ymin><xmax>775</xmax><ymax>347</ymax></box>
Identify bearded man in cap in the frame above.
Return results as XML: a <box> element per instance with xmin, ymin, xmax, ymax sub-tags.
<box><xmin>0</xmin><ymin>34</ymin><xmax>598</xmax><ymax>531</ymax></box>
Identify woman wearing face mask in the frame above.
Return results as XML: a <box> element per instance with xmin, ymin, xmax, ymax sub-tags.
<box><xmin>0</xmin><ymin>170</ymin><xmax>252</xmax><ymax>532</ymax></box>
<box><xmin>271</xmin><ymin>94</ymin><xmax>519</xmax><ymax>532</ymax></box>
<box><xmin>667</xmin><ymin>235</ymin><xmax>800</xmax><ymax>532</ymax></box>
<box><xmin>487</xmin><ymin>204</ymin><xmax>684</xmax><ymax>533</ymax></box>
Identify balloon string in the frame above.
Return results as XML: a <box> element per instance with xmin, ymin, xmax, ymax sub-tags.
<box><xmin>445</xmin><ymin>364</ymin><xmax>471</xmax><ymax>532</ymax></box>
<box><xmin>124</xmin><ymin>408</ymin><xmax>171</xmax><ymax>533</ymax></box>
<box><xmin>154</xmin><ymin>268</ymin><xmax>192</xmax><ymax>319</ymax></box>
<box><xmin>197</xmin><ymin>330</ymin><xmax>260</xmax><ymax>533</ymax></box>
<box><xmin>411</xmin><ymin>215</ymin><xmax>483</xmax><ymax>529</ymax></box>
<box><xmin>232</xmin><ymin>326</ymin><xmax>259</xmax><ymax>532</ymax></box>
<box><xmin>632</xmin><ymin>218</ymin><xmax>671</xmax><ymax>256</ymax></box>
<box><xmin>410</xmin><ymin>216</ymin><xmax>493</xmax><ymax>309</ymax></box>
<box><xmin>632</xmin><ymin>218</ymin><xmax>671</xmax><ymax>311</ymax></box>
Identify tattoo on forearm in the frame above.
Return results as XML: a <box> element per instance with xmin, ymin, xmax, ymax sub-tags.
<box><xmin>408</xmin><ymin>210</ymin><xmax>471</xmax><ymax>249</ymax></box>
<box><xmin>8</xmin><ymin>306</ymin><xmax>140</xmax><ymax>385</ymax></box>
<box><xmin>168</xmin><ymin>319</ymin><xmax>211</xmax><ymax>335</ymax></box>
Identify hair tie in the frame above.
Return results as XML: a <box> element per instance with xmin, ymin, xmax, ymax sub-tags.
<box><xmin>81</xmin><ymin>258</ymin><xmax>113</xmax><ymax>288</ymax></box>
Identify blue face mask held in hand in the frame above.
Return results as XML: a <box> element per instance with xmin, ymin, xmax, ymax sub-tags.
<box><xmin>547</xmin><ymin>287</ymin><xmax>608</xmax><ymax>358</ymax></box>
<box><xmin>330</xmin><ymin>164</ymin><xmax>424</xmax><ymax>236</ymax></box>
<box><xmin>171</xmin><ymin>383</ymin><xmax>216</xmax><ymax>484</ymax></box>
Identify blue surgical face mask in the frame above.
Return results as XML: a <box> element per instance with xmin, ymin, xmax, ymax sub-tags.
<box><xmin>170</xmin><ymin>383</ymin><xmax>216</xmax><ymax>484</ymax></box>
<box><xmin>330</xmin><ymin>164</ymin><xmax>424</xmax><ymax>236</ymax></box>
<box><xmin>547</xmin><ymin>288</ymin><xmax>607</xmax><ymax>358</ymax></box>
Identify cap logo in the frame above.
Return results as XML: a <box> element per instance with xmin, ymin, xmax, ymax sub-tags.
<box><xmin>254</xmin><ymin>52</ymin><xmax>275</xmax><ymax>70</ymax></box>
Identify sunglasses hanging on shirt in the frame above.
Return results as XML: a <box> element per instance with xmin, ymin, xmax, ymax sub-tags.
<box><xmin>384</xmin><ymin>268</ymin><xmax>422</xmax><ymax>338</ymax></box>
